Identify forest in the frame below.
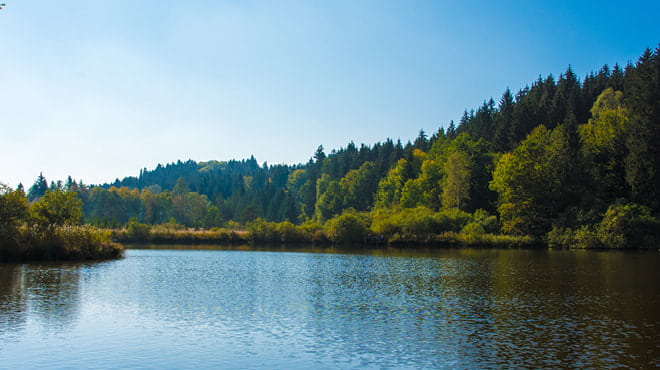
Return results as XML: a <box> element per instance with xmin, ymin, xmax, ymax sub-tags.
<box><xmin>5</xmin><ymin>46</ymin><xmax>660</xmax><ymax>249</ymax></box>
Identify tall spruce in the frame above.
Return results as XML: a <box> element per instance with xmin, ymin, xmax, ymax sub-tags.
<box><xmin>624</xmin><ymin>47</ymin><xmax>660</xmax><ymax>210</ymax></box>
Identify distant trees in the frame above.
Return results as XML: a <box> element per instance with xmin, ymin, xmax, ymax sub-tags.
<box><xmin>6</xmin><ymin>46</ymin><xmax>659</xmax><ymax>248</ymax></box>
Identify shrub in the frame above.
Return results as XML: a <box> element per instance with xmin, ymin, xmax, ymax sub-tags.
<box><xmin>546</xmin><ymin>226</ymin><xmax>576</xmax><ymax>248</ymax></box>
<box><xmin>574</xmin><ymin>226</ymin><xmax>601</xmax><ymax>249</ymax></box>
<box><xmin>596</xmin><ymin>203</ymin><xmax>659</xmax><ymax>248</ymax></box>
<box><xmin>325</xmin><ymin>211</ymin><xmax>370</xmax><ymax>245</ymax></box>
<box><xmin>127</xmin><ymin>217</ymin><xmax>151</xmax><ymax>241</ymax></box>
<box><xmin>397</xmin><ymin>207</ymin><xmax>441</xmax><ymax>241</ymax></box>
<box><xmin>436</xmin><ymin>208</ymin><xmax>472</xmax><ymax>232</ymax></box>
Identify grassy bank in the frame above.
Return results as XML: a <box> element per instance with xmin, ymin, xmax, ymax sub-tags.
<box><xmin>111</xmin><ymin>217</ymin><xmax>538</xmax><ymax>249</ymax></box>
<box><xmin>0</xmin><ymin>225</ymin><xmax>124</xmax><ymax>262</ymax></box>
<box><xmin>112</xmin><ymin>222</ymin><xmax>249</xmax><ymax>244</ymax></box>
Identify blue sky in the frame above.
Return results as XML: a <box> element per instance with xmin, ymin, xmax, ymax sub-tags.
<box><xmin>1</xmin><ymin>0</ymin><xmax>658</xmax><ymax>187</ymax></box>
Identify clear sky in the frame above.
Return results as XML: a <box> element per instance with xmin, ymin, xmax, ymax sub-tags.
<box><xmin>1</xmin><ymin>0</ymin><xmax>658</xmax><ymax>188</ymax></box>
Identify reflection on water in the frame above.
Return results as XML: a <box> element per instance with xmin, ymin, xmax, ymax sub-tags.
<box><xmin>0</xmin><ymin>263</ymin><xmax>85</xmax><ymax>337</ymax></box>
<box><xmin>0</xmin><ymin>247</ymin><xmax>658</xmax><ymax>368</ymax></box>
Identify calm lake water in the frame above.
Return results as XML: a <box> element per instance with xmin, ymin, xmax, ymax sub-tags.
<box><xmin>1</xmin><ymin>246</ymin><xmax>658</xmax><ymax>369</ymax></box>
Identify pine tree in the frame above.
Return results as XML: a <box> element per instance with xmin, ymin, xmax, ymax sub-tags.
<box><xmin>624</xmin><ymin>47</ymin><xmax>660</xmax><ymax>210</ymax></box>
<box><xmin>446</xmin><ymin>120</ymin><xmax>457</xmax><ymax>140</ymax></box>
<box><xmin>27</xmin><ymin>172</ymin><xmax>49</xmax><ymax>202</ymax></box>
<box><xmin>493</xmin><ymin>88</ymin><xmax>515</xmax><ymax>152</ymax></box>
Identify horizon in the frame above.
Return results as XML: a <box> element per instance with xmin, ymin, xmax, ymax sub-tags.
<box><xmin>1</xmin><ymin>1</ymin><xmax>658</xmax><ymax>188</ymax></box>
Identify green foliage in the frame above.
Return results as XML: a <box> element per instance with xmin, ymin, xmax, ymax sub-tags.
<box><xmin>579</xmin><ymin>88</ymin><xmax>629</xmax><ymax>206</ymax></box>
<box><xmin>30</xmin><ymin>189</ymin><xmax>83</xmax><ymax>228</ymax></box>
<box><xmin>441</xmin><ymin>151</ymin><xmax>472</xmax><ymax>210</ymax></box>
<box><xmin>375</xmin><ymin>159</ymin><xmax>408</xmax><ymax>209</ymax></box>
<box><xmin>314</xmin><ymin>162</ymin><xmax>380</xmax><ymax>222</ymax></box>
<box><xmin>0</xmin><ymin>184</ymin><xmax>29</xmax><ymax>249</ymax></box>
<box><xmin>597</xmin><ymin>203</ymin><xmax>659</xmax><ymax>249</ymax></box>
<box><xmin>624</xmin><ymin>47</ymin><xmax>660</xmax><ymax>209</ymax></box>
<box><xmin>490</xmin><ymin>125</ymin><xmax>574</xmax><ymax>235</ymax></box>
<box><xmin>580</xmin><ymin>88</ymin><xmax>628</xmax><ymax>162</ymax></box>
<box><xmin>27</xmin><ymin>172</ymin><xmax>48</xmax><ymax>201</ymax></box>
<box><xmin>0</xmin><ymin>184</ymin><xmax>28</xmax><ymax>230</ymax></box>
<box><xmin>547</xmin><ymin>202</ymin><xmax>659</xmax><ymax>249</ymax></box>
<box><xmin>339</xmin><ymin>161</ymin><xmax>378</xmax><ymax>212</ymax></box>
<box><xmin>324</xmin><ymin>210</ymin><xmax>370</xmax><ymax>245</ymax></box>
<box><xmin>314</xmin><ymin>175</ymin><xmax>342</xmax><ymax>222</ymax></box>
<box><xmin>370</xmin><ymin>206</ymin><xmax>473</xmax><ymax>242</ymax></box>
<box><xmin>399</xmin><ymin>178</ymin><xmax>425</xmax><ymax>208</ymax></box>
<box><xmin>1</xmin><ymin>223</ymin><xmax>123</xmax><ymax>262</ymax></box>
<box><xmin>0</xmin><ymin>185</ymin><xmax>122</xmax><ymax>262</ymax></box>
<box><xmin>396</xmin><ymin>206</ymin><xmax>443</xmax><ymax>242</ymax></box>
<box><xmin>127</xmin><ymin>217</ymin><xmax>151</xmax><ymax>241</ymax></box>
<box><xmin>246</xmin><ymin>218</ymin><xmax>313</xmax><ymax>244</ymax></box>
<box><xmin>547</xmin><ymin>226</ymin><xmax>601</xmax><ymax>249</ymax></box>
<box><xmin>470</xmin><ymin>209</ymin><xmax>500</xmax><ymax>233</ymax></box>
<box><xmin>7</xmin><ymin>47</ymin><xmax>657</xmax><ymax>249</ymax></box>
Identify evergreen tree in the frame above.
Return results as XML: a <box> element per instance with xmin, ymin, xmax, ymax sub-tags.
<box><xmin>27</xmin><ymin>172</ymin><xmax>49</xmax><ymax>202</ymax></box>
<box><xmin>624</xmin><ymin>47</ymin><xmax>660</xmax><ymax>210</ymax></box>
<box><xmin>493</xmin><ymin>88</ymin><xmax>515</xmax><ymax>152</ymax></box>
<box><xmin>446</xmin><ymin>120</ymin><xmax>457</xmax><ymax>140</ymax></box>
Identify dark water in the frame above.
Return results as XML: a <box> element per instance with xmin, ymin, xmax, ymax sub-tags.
<box><xmin>0</xmin><ymin>246</ymin><xmax>658</xmax><ymax>369</ymax></box>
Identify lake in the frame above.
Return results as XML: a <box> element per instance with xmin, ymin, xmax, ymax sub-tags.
<box><xmin>1</xmin><ymin>246</ymin><xmax>658</xmax><ymax>368</ymax></box>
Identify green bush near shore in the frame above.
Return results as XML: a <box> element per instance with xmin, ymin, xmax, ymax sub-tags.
<box><xmin>547</xmin><ymin>202</ymin><xmax>660</xmax><ymax>249</ymax></box>
<box><xmin>239</xmin><ymin>208</ymin><xmax>537</xmax><ymax>248</ymax></box>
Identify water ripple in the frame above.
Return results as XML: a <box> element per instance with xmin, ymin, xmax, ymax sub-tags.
<box><xmin>0</xmin><ymin>248</ymin><xmax>658</xmax><ymax>368</ymax></box>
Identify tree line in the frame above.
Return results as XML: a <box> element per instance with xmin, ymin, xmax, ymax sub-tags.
<box><xmin>10</xmin><ymin>46</ymin><xmax>660</xmax><ymax>248</ymax></box>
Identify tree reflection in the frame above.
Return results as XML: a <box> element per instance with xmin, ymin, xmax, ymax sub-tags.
<box><xmin>0</xmin><ymin>263</ymin><xmax>83</xmax><ymax>336</ymax></box>
<box><xmin>0</xmin><ymin>264</ymin><xmax>28</xmax><ymax>344</ymax></box>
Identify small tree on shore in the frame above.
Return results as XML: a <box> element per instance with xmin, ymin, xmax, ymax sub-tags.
<box><xmin>0</xmin><ymin>184</ymin><xmax>29</xmax><ymax>242</ymax></box>
<box><xmin>30</xmin><ymin>189</ymin><xmax>83</xmax><ymax>229</ymax></box>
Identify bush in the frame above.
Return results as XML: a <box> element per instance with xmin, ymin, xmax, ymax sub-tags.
<box><xmin>546</xmin><ymin>203</ymin><xmax>660</xmax><ymax>249</ymax></box>
<box><xmin>471</xmin><ymin>209</ymin><xmax>500</xmax><ymax>234</ymax></box>
<box><xmin>596</xmin><ymin>203</ymin><xmax>659</xmax><ymax>249</ymax></box>
<box><xmin>245</xmin><ymin>218</ymin><xmax>315</xmax><ymax>244</ymax></box>
<box><xmin>275</xmin><ymin>221</ymin><xmax>309</xmax><ymax>243</ymax></box>
<box><xmin>546</xmin><ymin>226</ymin><xmax>576</xmax><ymax>248</ymax></box>
<box><xmin>370</xmin><ymin>208</ymin><xmax>400</xmax><ymax>236</ymax></box>
<box><xmin>397</xmin><ymin>207</ymin><xmax>442</xmax><ymax>242</ymax></box>
<box><xmin>246</xmin><ymin>218</ymin><xmax>279</xmax><ymax>242</ymax></box>
<box><xmin>574</xmin><ymin>226</ymin><xmax>602</xmax><ymax>249</ymax></box>
<box><xmin>127</xmin><ymin>217</ymin><xmax>151</xmax><ymax>241</ymax></box>
<box><xmin>325</xmin><ymin>211</ymin><xmax>370</xmax><ymax>245</ymax></box>
<box><xmin>436</xmin><ymin>208</ymin><xmax>472</xmax><ymax>232</ymax></box>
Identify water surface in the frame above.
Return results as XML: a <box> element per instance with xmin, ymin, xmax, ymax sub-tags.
<box><xmin>1</xmin><ymin>246</ymin><xmax>658</xmax><ymax>368</ymax></box>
